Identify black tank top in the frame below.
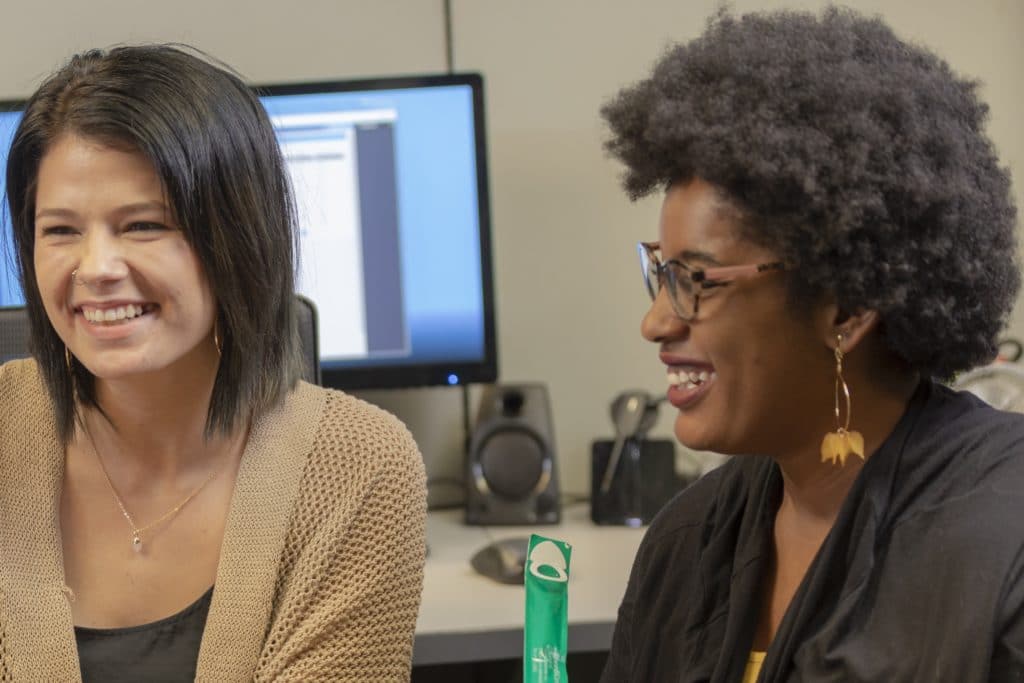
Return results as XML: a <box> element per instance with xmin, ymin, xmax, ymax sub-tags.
<box><xmin>74</xmin><ymin>586</ymin><xmax>213</xmax><ymax>683</ymax></box>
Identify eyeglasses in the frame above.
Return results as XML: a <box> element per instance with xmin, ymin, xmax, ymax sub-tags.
<box><xmin>638</xmin><ymin>241</ymin><xmax>786</xmax><ymax>321</ymax></box>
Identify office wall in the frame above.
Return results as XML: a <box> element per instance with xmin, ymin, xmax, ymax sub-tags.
<box><xmin>0</xmin><ymin>1</ymin><xmax>1021</xmax><ymax>501</ymax></box>
<box><xmin>0</xmin><ymin>1</ymin><xmax>447</xmax><ymax>96</ymax></box>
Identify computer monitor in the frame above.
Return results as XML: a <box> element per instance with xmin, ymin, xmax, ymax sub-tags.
<box><xmin>0</xmin><ymin>73</ymin><xmax>498</xmax><ymax>390</ymax></box>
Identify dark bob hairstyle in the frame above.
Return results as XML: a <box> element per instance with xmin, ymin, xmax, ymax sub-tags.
<box><xmin>6</xmin><ymin>44</ymin><xmax>303</xmax><ymax>443</ymax></box>
<box><xmin>602</xmin><ymin>7</ymin><xmax>1019</xmax><ymax>379</ymax></box>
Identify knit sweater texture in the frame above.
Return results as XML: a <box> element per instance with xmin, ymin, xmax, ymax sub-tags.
<box><xmin>0</xmin><ymin>358</ymin><xmax>428</xmax><ymax>681</ymax></box>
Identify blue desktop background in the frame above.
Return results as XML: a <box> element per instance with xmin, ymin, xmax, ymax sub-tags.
<box><xmin>0</xmin><ymin>110</ymin><xmax>19</xmax><ymax>308</ymax></box>
<box><xmin>0</xmin><ymin>82</ymin><xmax>489</xmax><ymax>370</ymax></box>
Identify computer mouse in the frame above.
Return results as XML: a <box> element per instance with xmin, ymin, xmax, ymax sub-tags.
<box><xmin>470</xmin><ymin>536</ymin><xmax>530</xmax><ymax>585</ymax></box>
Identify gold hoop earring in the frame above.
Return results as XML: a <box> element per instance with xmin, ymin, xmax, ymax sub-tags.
<box><xmin>65</xmin><ymin>345</ymin><xmax>74</xmax><ymax>374</ymax></box>
<box><xmin>213</xmin><ymin>324</ymin><xmax>222</xmax><ymax>357</ymax></box>
<box><xmin>820</xmin><ymin>334</ymin><xmax>865</xmax><ymax>466</ymax></box>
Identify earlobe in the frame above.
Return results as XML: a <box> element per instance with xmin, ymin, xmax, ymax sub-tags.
<box><xmin>833</xmin><ymin>309</ymin><xmax>880</xmax><ymax>353</ymax></box>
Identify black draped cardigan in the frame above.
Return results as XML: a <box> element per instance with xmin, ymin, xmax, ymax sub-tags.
<box><xmin>601</xmin><ymin>380</ymin><xmax>1024</xmax><ymax>682</ymax></box>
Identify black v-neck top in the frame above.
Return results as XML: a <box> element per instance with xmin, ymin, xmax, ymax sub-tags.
<box><xmin>601</xmin><ymin>380</ymin><xmax>1024</xmax><ymax>681</ymax></box>
<box><xmin>74</xmin><ymin>586</ymin><xmax>213</xmax><ymax>683</ymax></box>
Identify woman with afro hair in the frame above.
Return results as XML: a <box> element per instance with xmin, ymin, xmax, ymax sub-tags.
<box><xmin>600</xmin><ymin>7</ymin><xmax>1024</xmax><ymax>682</ymax></box>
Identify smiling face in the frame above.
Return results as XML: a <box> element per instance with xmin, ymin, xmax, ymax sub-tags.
<box><xmin>33</xmin><ymin>134</ymin><xmax>218</xmax><ymax>385</ymax></box>
<box><xmin>642</xmin><ymin>178</ymin><xmax>835</xmax><ymax>457</ymax></box>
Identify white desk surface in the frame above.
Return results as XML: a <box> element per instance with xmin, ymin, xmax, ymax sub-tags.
<box><xmin>413</xmin><ymin>503</ymin><xmax>645</xmax><ymax>666</ymax></box>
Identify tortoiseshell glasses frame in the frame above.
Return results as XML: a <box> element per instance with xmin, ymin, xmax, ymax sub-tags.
<box><xmin>638</xmin><ymin>241</ymin><xmax>787</xmax><ymax>321</ymax></box>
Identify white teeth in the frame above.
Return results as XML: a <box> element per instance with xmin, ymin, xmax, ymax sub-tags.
<box><xmin>84</xmin><ymin>304</ymin><xmax>146</xmax><ymax>324</ymax></box>
<box><xmin>667</xmin><ymin>368</ymin><xmax>717</xmax><ymax>390</ymax></box>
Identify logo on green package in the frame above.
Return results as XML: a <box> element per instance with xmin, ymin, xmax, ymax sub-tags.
<box><xmin>524</xmin><ymin>534</ymin><xmax>571</xmax><ymax>683</ymax></box>
<box><xmin>529</xmin><ymin>539</ymin><xmax>569</xmax><ymax>582</ymax></box>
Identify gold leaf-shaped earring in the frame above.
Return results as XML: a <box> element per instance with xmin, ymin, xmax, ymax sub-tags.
<box><xmin>820</xmin><ymin>431</ymin><xmax>844</xmax><ymax>465</ymax></box>
<box><xmin>820</xmin><ymin>334</ymin><xmax>865</xmax><ymax>466</ymax></box>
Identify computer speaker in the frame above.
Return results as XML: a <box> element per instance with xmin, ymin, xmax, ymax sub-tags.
<box><xmin>465</xmin><ymin>383</ymin><xmax>561</xmax><ymax>525</ymax></box>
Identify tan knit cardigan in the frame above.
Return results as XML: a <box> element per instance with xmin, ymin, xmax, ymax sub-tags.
<box><xmin>0</xmin><ymin>358</ymin><xmax>427</xmax><ymax>682</ymax></box>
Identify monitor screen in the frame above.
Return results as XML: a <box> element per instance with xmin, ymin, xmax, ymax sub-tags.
<box><xmin>0</xmin><ymin>73</ymin><xmax>498</xmax><ymax>390</ymax></box>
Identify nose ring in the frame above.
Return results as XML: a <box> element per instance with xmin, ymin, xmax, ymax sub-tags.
<box><xmin>71</xmin><ymin>269</ymin><xmax>83</xmax><ymax>286</ymax></box>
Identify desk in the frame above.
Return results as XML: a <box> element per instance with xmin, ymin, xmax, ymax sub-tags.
<box><xmin>413</xmin><ymin>503</ymin><xmax>645</xmax><ymax>666</ymax></box>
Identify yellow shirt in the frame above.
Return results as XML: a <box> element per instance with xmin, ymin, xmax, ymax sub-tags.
<box><xmin>742</xmin><ymin>651</ymin><xmax>766</xmax><ymax>683</ymax></box>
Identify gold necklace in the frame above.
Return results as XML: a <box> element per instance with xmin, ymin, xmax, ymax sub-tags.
<box><xmin>81</xmin><ymin>422</ymin><xmax>226</xmax><ymax>554</ymax></box>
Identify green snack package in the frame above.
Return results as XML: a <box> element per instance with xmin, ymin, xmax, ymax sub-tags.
<box><xmin>523</xmin><ymin>533</ymin><xmax>572</xmax><ymax>683</ymax></box>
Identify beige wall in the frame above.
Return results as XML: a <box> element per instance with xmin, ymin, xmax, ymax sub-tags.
<box><xmin>1</xmin><ymin>1</ymin><xmax>1021</xmax><ymax>499</ymax></box>
<box><xmin>0</xmin><ymin>1</ymin><xmax>447</xmax><ymax>94</ymax></box>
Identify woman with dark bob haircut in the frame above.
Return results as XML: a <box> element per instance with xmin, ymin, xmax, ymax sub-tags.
<box><xmin>0</xmin><ymin>45</ymin><xmax>426</xmax><ymax>680</ymax></box>
<box><xmin>599</xmin><ymin>7</ymin><xmax>1024</xmax><ymax>682</ymax></box>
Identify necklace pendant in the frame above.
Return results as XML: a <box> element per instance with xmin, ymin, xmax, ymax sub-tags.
<box><xmin>131</xmin><ymin>535</ymin><xmax>142</xmax><ymax>553</ymax></box>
